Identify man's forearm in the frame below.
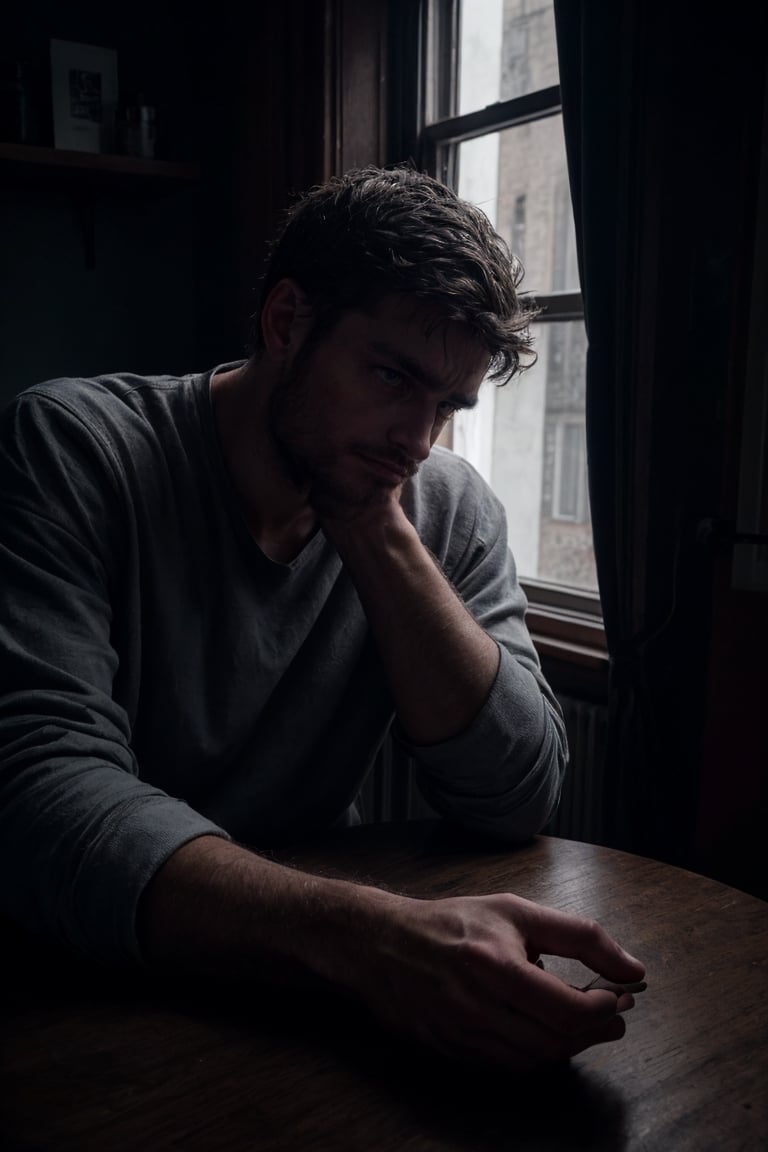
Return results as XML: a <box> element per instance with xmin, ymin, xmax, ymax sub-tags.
<box><xmin>136</xmin><ymin>833</ymin><xmax>647</xmax><ymax>1070</ymax></box>
<box><xmin>136</xmin><ymin>834</ymin><xmax>398</xmax><ymax>991</ymax></box>
<box><xmin>325</xmin><ymin>503</ymin><xmax>500</xmax><ymax>745</ymax></box>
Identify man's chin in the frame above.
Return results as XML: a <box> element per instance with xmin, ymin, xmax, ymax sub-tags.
<box><xmin>309</xmin><ymin>477</ymin><xmax>396</xmax><ymax>520</ymax></box>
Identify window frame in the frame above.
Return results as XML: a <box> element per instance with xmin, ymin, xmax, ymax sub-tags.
<box><xmin>415</xmin><ymin>0</ymin><xmax>606</xmax><ymax>668</ymax></box>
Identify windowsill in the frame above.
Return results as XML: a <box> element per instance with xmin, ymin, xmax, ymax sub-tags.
<box><xmin>524</xmin><ymin>592</ymin><xmax>608</xmax><ymax>672</ymax></box>
<box><xmin>530</xmin><ymin>629</ymin><xmax>608</xmax><ymax>670</ymax></box>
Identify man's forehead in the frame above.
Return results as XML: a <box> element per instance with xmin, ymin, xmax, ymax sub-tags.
<box><xmin>355</xmin><ymin>296</ymin><xmax>490</xmax><ymax>382</ymax></box>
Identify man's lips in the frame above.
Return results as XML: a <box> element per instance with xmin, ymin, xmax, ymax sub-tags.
<box><xmin>354</xmin><ymin>451</ymin><xmax>415</xmax><ymax>483</ymax></box>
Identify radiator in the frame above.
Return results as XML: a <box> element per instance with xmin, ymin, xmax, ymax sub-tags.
<box><xmin>544</xmin><ymin>694</ymin><xmax>609</xmax><ymax>844</ymax></box>
<box><xmin>359</xmin><ymin>694</ymin><xmax>609</xmax><ymax>845</ymax></box>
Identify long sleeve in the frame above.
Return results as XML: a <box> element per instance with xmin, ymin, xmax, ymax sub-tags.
<box><xmin>0</xmin><ymin>378</ymin><xmax>568</xmax><ymax>967</ymax></box>
<box><xmin>399</xmin><ymin>447</ymin><xmax>568</xmax><ymax>840</ymax></box>
<box><xmin>0</xmin><ymin>388</ymin><xmax>227</xmax><ymax>966</ymax></box>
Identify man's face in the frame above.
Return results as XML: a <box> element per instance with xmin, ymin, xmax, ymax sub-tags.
<box><xmin>268</xmin><ymin>295</ymin><xmax>489</xmax><ymax>513</ymax></box>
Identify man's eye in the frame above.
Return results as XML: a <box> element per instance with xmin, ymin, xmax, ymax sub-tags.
<box><xmin>376</xmin><ymin>366</ymin><xmax>409</xmax><ymax>391</ymax></box>
<box><xmin>437</xmin><ymin>402</ymin><xmax>460</xmax><ymax>420</ymax></box>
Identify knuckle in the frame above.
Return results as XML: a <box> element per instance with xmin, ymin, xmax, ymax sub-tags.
<box><xmin>582</xmin><ymin>916</ymin><xmax>605</xmax><ymax>945</ymax></box>
<box><xmin>454</xmin><ymin>936</ymin><xmax>494</xmax><ymax>971</ymax></box>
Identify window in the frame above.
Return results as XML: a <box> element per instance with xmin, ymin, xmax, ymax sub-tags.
<box><xmin>551</xmin><ymin>420</ymin><xmax>587</xmax><ymax>523</ymax></box>
<box><xmin>419</xmin><ymin>0</ymin><xmax>602</xmax><ymax>639</ymax></box>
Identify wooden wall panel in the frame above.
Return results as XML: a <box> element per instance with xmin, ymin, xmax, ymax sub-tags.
<box><xmin>233</xmin><ymin>0</ymin><xmax>390</xmax><ymax>346</ymax></box>
<box><xmin>324</xmin><ymin>0</ymin><xmax>389</xmax><ymax>177</ymax></box>
<box><xmin>233</xmin><ymin>1</ymin><xmax>326</xmax><ymax>346</ymax></box>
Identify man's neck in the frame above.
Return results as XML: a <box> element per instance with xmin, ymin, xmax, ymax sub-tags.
<box><xmin>210</xmin><ymin>359</ymin><xmax>318</xmax><ymax>562</ymax></box>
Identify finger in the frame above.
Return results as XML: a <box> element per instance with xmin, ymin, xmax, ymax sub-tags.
<box><xmin>564</xmin><ymin>1010</ymin><xmax>628</xmax><ymax>1058</ymax></box>
<box><xmin>616</xmin><ymin>992</ymin><xmax>635</xmax><ymax>1013</ymax></box>
<box><xmin>579</xmin><ymin>974</ymin><xmax>647</xmax><ymax>994</ymax></box>
<box><xmin>517</xmin><ymin>898</ymin><xmax>646</xmax><ymax>984</ymax></box>
<box><xmin>509</xmin><ymin>961</ymin><xmax>629</xmax><ymax>1035</ymax></box>
<box><xmin>424</xmin><ymin>1001</ymin><xmax>630</xmax><ymax>1069</ymax></box>
<box><xmin>474</xmin><ymin>956</ymin><xmax>626</xmax><ymax>1039</ymax></box>
<box><xmin>497</xmin><ymin>998</ymin><xmax>630</xmax><ymax>1062</ymax></box>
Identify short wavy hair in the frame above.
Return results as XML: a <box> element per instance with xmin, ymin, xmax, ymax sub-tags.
<box><xmin>252</xmin><ymin>165</ymin><xmax>537</xmax><ymax>383</ymax></box>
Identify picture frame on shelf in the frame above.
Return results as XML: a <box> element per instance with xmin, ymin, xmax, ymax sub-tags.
<box><xmin>50</xmin><ymin>39</ymin><xmax>118</xmax><ymax>154</ymax></box>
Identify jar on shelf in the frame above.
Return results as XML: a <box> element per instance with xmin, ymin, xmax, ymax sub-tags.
<box><xmin>114</xmin><ymin>98</ymin><xmax>156</xmax><ymax>159</ymax></box>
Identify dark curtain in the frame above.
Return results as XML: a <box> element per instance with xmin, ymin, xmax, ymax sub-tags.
<box><xmin>552</xmin><ymin>1</ymin><xmax>766</xmax><ymax>865</ymax></box>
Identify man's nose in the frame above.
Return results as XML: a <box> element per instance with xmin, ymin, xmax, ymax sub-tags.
<box><xmin>388</xmin><ymin>404</ymin><xmax>435</xmax><ymax>463</ymax></box>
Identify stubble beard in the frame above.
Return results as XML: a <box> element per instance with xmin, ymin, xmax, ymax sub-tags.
<box><xmin>268</xmin><ymin>357</ymin><xmax>418</xmax><ymax>516</ymax></box>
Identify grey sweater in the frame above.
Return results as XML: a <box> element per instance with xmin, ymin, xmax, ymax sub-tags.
<box><xmin>0</xmin><ymin>368</ymin><xmax>566</xmax><ymax>965</ymax></box>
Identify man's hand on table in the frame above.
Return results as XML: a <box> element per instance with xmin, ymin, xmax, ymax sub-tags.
<box><xmin>350</xmin><ymin>888</ymin><xmax>646</xmax><ymax>1068</ymax></box>
<box><xmin>140</xmin><ymin>837</ymin><xmax>644</xmax><ymax>1070</ymax></box>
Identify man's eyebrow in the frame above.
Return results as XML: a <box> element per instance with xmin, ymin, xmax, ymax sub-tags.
<box><xmin>368</xmin><ymin>342</ymin><xmax>479</xmax><ymax>409</ymax></box>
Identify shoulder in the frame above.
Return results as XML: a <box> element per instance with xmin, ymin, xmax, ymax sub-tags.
<box><xmin>5</xmin><ymin>371</ymin><xmax>195</xmax><ymax>429</ymax></box>
<box><xmin>405</xmin><ymin>444</ymin><xmax>504</xmax><ymax>523</ymax></box>
<box><xmin>1</xmin><ymin>371</ymin><xmax>207</xmax><ymax>474</ymax></box>
<box><xmin>403</xmin><ymin>445</ymin><xmax>508</xmax><ymax>569</ymax></box>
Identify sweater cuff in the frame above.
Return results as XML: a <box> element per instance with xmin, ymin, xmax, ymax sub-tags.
<box><xmin>68</xmin><ymin>795</ymin><xmax>230</xmax><ymax>967</ymax></box>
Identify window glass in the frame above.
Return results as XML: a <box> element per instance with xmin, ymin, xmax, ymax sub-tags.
<box><xmin>457</xmin><ymin>0</ymin><xmax>559</xmax><ymax>116</ymax></box>
<box><xmin>441</xmin><ymin>0</ymin><xmax>597</xmax><ymax>595</ymax></box>
<box><xmin>455</xmin><ymin>119</ymin><xmax>580</xmax><ymax>295</ymax></box>
<box><xmin>453</xmin><ymin>320</ymin><xmax>596</xmax><ymax>592</ymax></box>
<box><xmin>450</xmin><ymin>124</ymin><xmax>594</xmax><ymax>590</ymax></box>
<box><xmin>553</xmin><ymin>421</ymin><xmax>587</xmax><ymax>522</ymax></box>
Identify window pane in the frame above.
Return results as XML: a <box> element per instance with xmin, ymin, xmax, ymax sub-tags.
<box><xmin>457</xmin><ymin>0</ymin><xmax>558</xmax><ymax>116</ymax></box>
<box><xmin>451</xmin><ymin>320</ymin><xmax>596</xmax><ymax>592</ymax></box>
<box><xmin>554</xmin><ymin>423</ymin><xmax>584</xmax><ymax>521</ymax></box>
<box><xmin>438</xmin><ymin>1</ymin><xmax>597</xmax><ymax>598</ymax></box>
<box><xmin>450</xmin><ymin>119</ymin><xmax>591</xmax><ymax>588</ymax></box>
<box><xmin>455</xmin><ymin>118</ymin><xmax>580</xmax><ymax>295</ymax></box>
<box><xmin>491</xmin><ymin>320</ymin><xmax>595</xmax><ymax>591</ymax></box>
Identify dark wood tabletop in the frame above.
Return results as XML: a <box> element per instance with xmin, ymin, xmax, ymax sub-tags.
<box><xmin>1</xmin><ymin>819</ymin><xmax>766</xmax><ymax>1152</ymax></box>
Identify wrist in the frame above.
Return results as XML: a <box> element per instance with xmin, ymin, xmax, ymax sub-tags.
<box><xmin>282</xmin><ymin>874</ymin><xmax>407</xmax><ymax>996</ymax></box>
<box><xmin>138</xmin><ymin>836</ymin><xmax>406</xmax><ymax>995</ymax></box>
<box><xmin>323</xmin><ymin>498</ymin><xmax>417</xmax><ymax>561</ymax></box>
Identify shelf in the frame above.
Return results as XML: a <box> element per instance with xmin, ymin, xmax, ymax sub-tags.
<box><xmin>0</xmin><ymin>140</ymin><xmax>201</xmax><ymax>268</ymax></box>
<box><xmin>0</xmin><ymin>141</ymin><xmax>200</xmax><ymax>181</ymax></box>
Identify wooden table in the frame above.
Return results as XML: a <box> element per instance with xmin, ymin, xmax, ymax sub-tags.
<box><xmin>1</xmin><ymin>820</ymin><xmax>766</xmax><ymax>1151</ymax></box>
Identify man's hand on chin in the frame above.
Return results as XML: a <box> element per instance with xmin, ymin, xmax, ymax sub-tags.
<box><xmin>313</xmin><ymin>480</ymin><xmax>408</xmax><ymax>539</ymax></box>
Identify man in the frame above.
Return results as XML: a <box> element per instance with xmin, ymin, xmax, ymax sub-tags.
<box><xmin>0</xmin><ymin>165</ymin><xmax>644</xmax><ymax>1067</ymax></box>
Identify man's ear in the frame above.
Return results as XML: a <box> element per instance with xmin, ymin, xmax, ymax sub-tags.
<box><xmin>261</xmin><ymin>278</ymin><xmax>313</xmax><ymax>360</ymax></box>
